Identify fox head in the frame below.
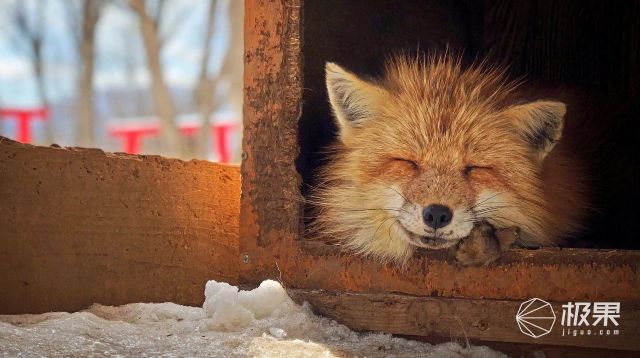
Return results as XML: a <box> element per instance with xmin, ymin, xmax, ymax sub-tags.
<box><xmin>311</xmin><ymin>55</ymin><xmax>573</xmax><ymax>264</ymax></box>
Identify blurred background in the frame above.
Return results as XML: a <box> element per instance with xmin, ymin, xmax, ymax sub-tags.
<box><xmin>0</xmin><ymin>0</ymin><xmax>243</xmax><ymax>163</ymax></box>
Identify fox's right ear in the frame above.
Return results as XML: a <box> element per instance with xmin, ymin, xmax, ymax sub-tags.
<box><xmin>325</xmin><ymin>62</ymin><xmax>385</xmax><ymax>139</ymax></box>
<box><xmin>505</xmin><ymin>100</ymin><xmax>566</xmax><ymax>163</ymax></box>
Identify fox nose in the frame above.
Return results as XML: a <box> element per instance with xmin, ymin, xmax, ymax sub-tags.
<box><xmin>422</xmin><ymin>204</ymin><xmax>453</xmax><ymax>229</ymax></box>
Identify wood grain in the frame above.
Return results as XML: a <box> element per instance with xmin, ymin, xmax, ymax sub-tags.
<box><xmin>0</xmin><ymin>138</ymin><xmax>241</xmax><ymax>313</ymax></box>
<box><xmin>290</xmin><ymin>289</ymin><xmax>640</xmax><ymax>351</ymax></box>
<box><xmin>240</xmin><ymin>0</ymin><xmax>304</xmax><ymax>281</ymax></box>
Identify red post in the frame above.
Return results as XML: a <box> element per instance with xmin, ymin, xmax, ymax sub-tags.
<box><xmin>213</xmin><ymin>123</ymin><xmax>236</xmax><ymax>163</ymax></box>
<box><xmin>107</xmin><ymin>119</ymin><xmax>237</xmax><ymax>160</ymax></box>
<box><xmin>0</xmin><ymin>108</ymin><xmax>49</xmax><ymax>143</ymax></box>
<box><xmin>107</xmin><ymin>123</ymin><xmax>161</xmax><ymax>154</ymax></box>
<box><xmin>178</xmin><ymin>121</ymin><xmax>237</xmax><ymax>163</ymax></box>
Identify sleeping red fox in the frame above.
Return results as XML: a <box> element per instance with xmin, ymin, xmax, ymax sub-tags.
<box><xmin>309</xmin><ymin>55</ymin><xmax>589</xmax><ymax>265</ymax></box>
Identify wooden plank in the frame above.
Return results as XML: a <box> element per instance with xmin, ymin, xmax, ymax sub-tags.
<box><xmin>0</xmin><ymin>138</ymin><xmax>241</xmax><ymax>314</ymax></box>
<box><xmin>289</xmin><ymin>289</ymin><xmax>640</xmax><ymax>352</ymax></box>
<box><xmin>306</xmin><ymin>242</ymin><xmax>640</xmax><ymax>301</ymax></box>
<box><xmin>240</xmin><ymin>0</ymin><xmax>304</xmax><ymax>281</ymax></box>
<box><xmin>244</xmin><ymin>240</ymin><xmax>640</xmax><ymax>303</ymax></box>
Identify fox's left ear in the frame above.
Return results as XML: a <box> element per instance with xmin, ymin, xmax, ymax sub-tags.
<box><xmin>506</xmin><ymin>100</ymin><xmax>566</xmax><ymax>163</ymax></box>
<box><xmin>325</xmin><ymin>62</ymin><xmax>386</xmax><ymax>140</ymax></box>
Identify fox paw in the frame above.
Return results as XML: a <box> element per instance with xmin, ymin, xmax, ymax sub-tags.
<box><xmin>454</xmin><ymin>222</ymin><xmax>520</xmax><ymax>266</ymax></box>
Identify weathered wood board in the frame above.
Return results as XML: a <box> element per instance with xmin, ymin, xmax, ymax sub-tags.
<box><xmin>0</xmin><ymin>138</ymin><xmax>241</xmax><ymax>314</ymax></box>
<box><xmin>290</xmin><ymin>289</ymin><xmax>640</xmax><ymax>352</ymax></box>
<box><xmin>240</xmin><ymin>0</ymin><xmax>304</xmax><ymax>284</ymax></box>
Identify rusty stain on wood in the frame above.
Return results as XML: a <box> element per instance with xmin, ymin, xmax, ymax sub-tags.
<box><xmin>289</xmin><ymin>289</ymin><xmax>640</xmax><ymax>351</ymax></box>
<box><xmin>0</xmin><ymin>138</ymin><xmax>241</xmax><ymax>314</ymax></box>
<box><xmin>246</xmin><ymin>240</ymin><xmax>640</xmax><ymax>302</ymax></box>
<box><xmin>240</xmin><ymin>0</ymin><xmax>303</xmax><ymax>271</ymax></box>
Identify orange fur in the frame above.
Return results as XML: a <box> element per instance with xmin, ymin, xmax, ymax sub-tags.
<box><xmin>309</xmin><ymin>54</ymin><xmax>589</xmax><ymax>264</ymax></box>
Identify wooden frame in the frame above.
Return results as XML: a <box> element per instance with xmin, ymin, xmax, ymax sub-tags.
<box><xmin>240</xmin><ymin>0</ymin><xmax>640</xmax><ymax>353</ymax></box>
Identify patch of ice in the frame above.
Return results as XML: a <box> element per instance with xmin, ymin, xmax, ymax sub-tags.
<box><xmin>0</xmin><ymin>280</ymin><xmax>508</xmax><ymax>357</ymax></box>
<box><xmin>238</xmin><ymin>280</ymin><xmax>289</xmax><ymax>320</ymax></box>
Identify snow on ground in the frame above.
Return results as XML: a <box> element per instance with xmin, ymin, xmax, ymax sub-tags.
<box><xmin>0</xmin><ymin>280</ymin><xmax>508</xmax><ymax>357</ymax></box>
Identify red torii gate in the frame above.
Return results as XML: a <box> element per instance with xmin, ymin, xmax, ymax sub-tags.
<box><xmin>0</xmin><ymin>107</ymin><xmax>49</xmax><ymax>143</ymax></box>
<box><xmin>0</xmin><ymin>108</ymin><xmax>237</xmax><ymax>163</ymax></box>
<box><xmin>107</xmin><ymin>121</ymin><xmax>237</xmax><ymax>163</ymax></box>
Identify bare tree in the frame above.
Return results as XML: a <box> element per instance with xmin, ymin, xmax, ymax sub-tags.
<box><xmin>223</xmin><ymin>0</ymin><xmax>244</xmax><ymax>163</ymax></box>
<box><xmin>194</xmin><ymin>0</ymin><xmax>218</xmax><ymax>158</ymax></box>
<box><xmin>195</xmin><ymin>0</ymin><xmax>244</xmax><ymax>161</ymax></box>
<box><xmin>8</xmin><ymin>0</ymin><xmax>53</xmax><ymax>144</ymax></box>
<box><xmin>66</xmin><ymin>0</ymin><xmax>106</xmax><ymax>147</ymax></box>
<box><xmin>129</xmin><ymin>0</ymin><xmax>185</xmax><ymax>157</ymax></box>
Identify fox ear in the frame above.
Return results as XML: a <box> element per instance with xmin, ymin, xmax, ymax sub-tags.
<box><xmin>325</xmin><ymin>62</ymin><xmax>385</xmax><ymax>139</ymax></box>
<box><xmin>506</xmin><ymin>100</ymin><xmax>566</xmax><ymax>163</ymax></box>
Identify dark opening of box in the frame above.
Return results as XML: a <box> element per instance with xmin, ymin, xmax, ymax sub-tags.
<box><xmin>295</xmin><ymin>0</ymin><xmax>640</xmax><ymax>249</ymax></box>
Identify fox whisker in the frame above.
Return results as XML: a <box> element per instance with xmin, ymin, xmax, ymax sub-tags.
<box><xmin>373</xmin><ymin>215</ymin><xmax>401</xmax><ymax>238</ymax></box>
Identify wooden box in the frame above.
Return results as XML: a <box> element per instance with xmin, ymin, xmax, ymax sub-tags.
<box><xmin>240</xmin><ymin>0</ymin><xmax>640</xmax><ymax>355</ymax></box>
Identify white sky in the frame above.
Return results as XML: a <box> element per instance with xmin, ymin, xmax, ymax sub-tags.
<box><xmin>0</xmin><ymin>0</ymin><xmax>231</xmax><ymax>107</ymax></box>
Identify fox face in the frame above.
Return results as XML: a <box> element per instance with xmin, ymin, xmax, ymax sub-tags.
<box><xmin>310</xmin><ymin>55</ymin><xmax>587</xmax><ymax>264</ymax></box>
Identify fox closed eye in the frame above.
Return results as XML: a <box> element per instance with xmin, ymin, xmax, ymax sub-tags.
<box><xmin>463</xmin><ymin>165</ymin><xmax>492</xmax><ymax>176</ymax></box>
<box><xmin>391</xmin><ymin>157</ymin><xmax>419</xmax><ymax>171</ymax></box>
